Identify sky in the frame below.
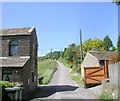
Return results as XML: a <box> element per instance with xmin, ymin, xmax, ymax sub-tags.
<box><xmin>2</xmin><ymin>2</ymin><xmax>118</xmax><ymax>56</ymax></box>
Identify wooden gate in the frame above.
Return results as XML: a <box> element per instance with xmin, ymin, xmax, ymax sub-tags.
<box><xmin>84</xmin><ymin>66</ymin><xmax>105</xmax><ymax>84</ymax></box>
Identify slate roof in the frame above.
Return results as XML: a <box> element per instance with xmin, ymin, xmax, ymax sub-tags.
<box><xmin>0</xmin><ymin>27</ymin><xmax>35</xmax><ymax>36</ymax></box>
<box><xmin>0</xmin><ymin>56</ymin><xmax>30</xmax><ymax>67</ymax></box>
<box><xmin>89</xmin><ymin>51</ymin><xmax>109</xmax><ymax>60</ymax></box>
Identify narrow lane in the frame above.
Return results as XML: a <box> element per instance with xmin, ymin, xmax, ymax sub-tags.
<box><xmin>49</xmin><ymin>61</ymin><xmax>78</xmax><ymax>86</ymax></box>
<box><xmin>30</xmin><ymin>61</ymin><xmax>98</xmax><ymax>100</ymax></box>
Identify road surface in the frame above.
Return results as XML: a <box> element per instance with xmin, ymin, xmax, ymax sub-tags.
<box><xmin>30</xmin><ymin>61</ymin><xmax>98</xmax><ymax>100</ymax></box>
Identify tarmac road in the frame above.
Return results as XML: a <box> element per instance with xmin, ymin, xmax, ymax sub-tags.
<box><xmin>30</xmin><ymin>61</ymin><xmax>98</xmax><ymax>100</ymax></box>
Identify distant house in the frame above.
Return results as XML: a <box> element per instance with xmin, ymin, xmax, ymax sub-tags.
<box><xmin>0</xmin><ymin>27</ymin><xmax>38</xmax><ymax>99</ymax></box>
<box><xmin>81</xmin><ymin>51</ymin><xmax>109</xmax><ymax>81</ymax></box>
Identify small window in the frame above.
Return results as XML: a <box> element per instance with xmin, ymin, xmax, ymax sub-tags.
<box><xmin>32</xmin><ymin>72</ymin><xmax>34</xmax><ymax>82</ymax></box>
<box><xmin>99</xmin><ymin>60</ymin><xmax>104</xmax><ymax>66</ymax></box>
<box><xmin>2</xmin><ymin>70</ymin><xmax>12</xmax><ymax>82</ymax></box>
<box><xmin>9</xmin><ymin>40</ymin><xmax>18</xmax><ymax>56</ymax></box>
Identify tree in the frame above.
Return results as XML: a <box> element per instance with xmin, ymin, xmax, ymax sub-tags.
<box><xmin>45</xmin><ymin>51</ymin><xmax>61</xmax><ymax>60</ymax></box>
<box><xmin>112</xmin><ymin>46</ymin><xmax>116</xmax><ymax>51</ymax></box>
<box><xmin>113</xmin><ymin>0</ymin><xmax>120</xmax><ymax>5</ymax></box>
<box><xmin>103</xmin><ymin>35</ymin><xmax>113</xmax><ymax>51</ymax></box>
<box><xmin>63</xmin><ymin>43</ymin><xmax>80</xmax><ymax>71</ymax></box>
<box><xmin>117</xmin><ymin>35</ymin><xmax>120</xmax><ymax>51</ymax></box>
<box><xmin>64</xmin><ymin>43</ymin><xmax>76</xmax><ymax>62</ymax></box>
<box><xmin>82</xmin><ymin>39</ymin><xmax>104</xmax><ymax>52</ymax></box>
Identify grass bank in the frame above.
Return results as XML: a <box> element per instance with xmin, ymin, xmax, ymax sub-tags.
<box><xmin>70</xmin><ymin>70</ymin><xmax>84</xmax><ymax>86</ymax></box>
<box><xmin>99</xmin><ymin>92</ymin><xmax>113</xmax><ymax>101</ymax></box>
<box><xmin>38</xmin><ymin>58</ymin><xmax>58</xmax><ymax>85</ymax></box>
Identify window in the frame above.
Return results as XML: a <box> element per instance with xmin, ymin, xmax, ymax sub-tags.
<box><xmin>32</xmin><ymin>72</ymin><xmax>34</xmax><ymax>82</ymax></box>
<box><xmin>99</xmin><ymin>60</ymin><xmax>104</xmax><ymax>66</ymax></box>
<box><xmin>2</xmin><ymin>70</ymin><xmax>12</xmax><ymax>82</ymax></box>
<box><xmin>9</xmin><ymin>40</ymin><xmax>18</xmax><ymax>56</ymax></box>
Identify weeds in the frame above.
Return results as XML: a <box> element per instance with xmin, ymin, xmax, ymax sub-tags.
<box><xmin>38</xmin><ymin>59</ymin><xmax>58</xmax><ymax>85</ymax></box>
<box><xmin>99</xmin><ymin>92</ymin><xmax>113</xmax><ymax>101</ymax></box>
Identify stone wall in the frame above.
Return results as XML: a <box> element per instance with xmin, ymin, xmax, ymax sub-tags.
<box><xmin>22</xmin><ymin>59</ymin><xmax>31</xmax><ymax>99</ymax></box>
<box><xmin>102</xmin><ymin>79</ymin><xmax>119</xmax><ymax>99</ymax></box>
<box><xmin>2</xmin><ymin>67</ymin><xmax>23</xmax><ymax>82</ymax></box>
<box><xmin>22</xmin><ymin>57</ymin><xmax>37</xmax><ymax>99</ymax></box>
<box><xmin>2</xmin><ymin>36</ymin><xmax>30</xmax><ymax>57</ymax></box>
<box><xmin>28</xmin><ymin>29</ymin><xmax>38</xmax><ymax>97</ymax></box>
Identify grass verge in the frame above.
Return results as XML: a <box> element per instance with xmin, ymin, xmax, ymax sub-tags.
<box><xmin>70</xmin><ymin>70</ymin><xmax>84</xmax><ymax>86</ymax></box>
<box><xmin>61</xmin><ymin>59</ymin><xmax>84</xmax><ymax>86</ymax></box>
<box><xmin>38</xmin><ymin>58</ymin><xmax>58</xmax><ymax>85</ymax></box>
<box><xmin>99</xmin><ymin>92</ymin><xmax>113</xmax><ymax>101</ymax></box>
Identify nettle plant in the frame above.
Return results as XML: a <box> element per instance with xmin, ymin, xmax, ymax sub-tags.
<box><xmin>14</xmin><ymin>82</ymin><xmax>23</xmax><ymax>87</ymax></box>
<box><xmin>0</xmin><ymin>81</ymin><xmax>23</xmax><ymax>88</ymax></box>
<box><xmin>0</xmin><ymin>81</ymin><xmax>14</xmax><ymax>87</ymax></box>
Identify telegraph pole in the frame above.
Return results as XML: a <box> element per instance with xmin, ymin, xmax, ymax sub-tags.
<box><xmin>80</xmin><ymin>30</ymin><xmax>83</xmax><ymax>64</ymax></box>
<box><xmin>78</xmin><ymin>30</ymin><xmax>83</xmax><ymax>72</ymax></box>
<box><xmin>50</xmin><ymin>48</ymin><xmax>53</xmax><ymax>60</ymax></box>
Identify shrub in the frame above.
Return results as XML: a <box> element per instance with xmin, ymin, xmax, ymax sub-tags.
<box><xmin>109</xmin><ymin>52</ymin><xmax>120</xmax><ymax>64</ymax></box>
<box><xmin>14</xmin><ymin>82</ymin><xmax>23</xmax><ymax>87</ymax></box>
<box><xmin>99</xmin><ymin>92</ymin><xmax>112</xmax><ymax>100</ymax></box>
<box><xmin>38</xmin><ymin>59</ymin><xmax>58</xmax><ymax>85</ymax></box>
<box><xmin>0</xmin><ymin>81</ymin><xmax>14</xmax><ymax>87</ymax></box>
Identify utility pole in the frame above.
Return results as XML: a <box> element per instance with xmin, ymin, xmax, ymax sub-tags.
<box><xmin>50</xmin><ymin>48</ymin><xmax>53</xmax><ymax>60</ymax></box>
<box><xmin>78</xmin><ymin>30</ymin><xmax>83</xmax><ymax>72</ymax></box>
<box><xmin>80</xmin><ymin>30</ymin><xmax>83</xmax><ymax>64</ymax></box>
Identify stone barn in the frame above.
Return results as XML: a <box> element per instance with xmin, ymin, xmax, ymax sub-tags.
<box><xmin>81</xmin><ymin>51</ymin><xmax>109</xmax><ymax>84</ymax></box>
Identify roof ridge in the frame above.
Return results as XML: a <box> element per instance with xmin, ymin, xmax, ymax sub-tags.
<box><xmin>0</xmin><ymin>27</ymin><xmax>35</xmax><ymax>36</ymax></box>
<box><xmin>1</xmin><ymin>27</ymin><xmax>31</xmax><ymax>30</ymax></box>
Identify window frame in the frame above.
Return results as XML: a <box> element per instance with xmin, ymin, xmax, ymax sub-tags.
<box><xmin>32</xmin><ymin>72</ymin><xmax>34</xmax><ymax>82</ymax></box>
<box><xmin>9</xmin><ymin>40</ymin><xmax>19</xmax><ymax>56</ymax></box>
<box><xmin>2</xmin><ymin>69</ymin><xmax>12</xmax><ymax>82</ymax></box>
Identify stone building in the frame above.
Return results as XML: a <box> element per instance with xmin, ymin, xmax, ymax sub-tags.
<box><xmin>81</xmin><ymin>51</ymin><xmax>109</xmax><ymax>80</ymax></box>
<box><xmin>0</xmin><ymin>27</ymin><xmax>38</xmax><ymax>99</ymax></box>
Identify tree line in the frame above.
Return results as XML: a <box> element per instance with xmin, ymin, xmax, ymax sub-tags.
<box><xmin>41</xmin><ymin>35</ymin><xmax>120</xmax><ymax>65</ymax></box>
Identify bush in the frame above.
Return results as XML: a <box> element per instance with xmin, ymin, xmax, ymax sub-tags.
<box><xmin>38</xmin><ymin>59</ymin><xmax>58</xmax><ymax>85</ymax></box>
<box><xmin>14</xmin><ymin>82</ymin><xmax>23</xmax><ymax>87</ymax></box>
<box><xmin>0</xmin><ymin>81</ymin><xmax>14</xmax><ymax>87</ymax></box>
<box><xmin>99</xmin><ymin>92</ymin><xmax>112</xmax><ymax>100</ymax></box>
<box><xmin>109</xmin><ymin>52</ymin><xmax>120</xmax><ymax>64</ymax></box>
<box><xmin>0</xmin><ymin>81</ymin><xmax>23</xmax><ymax>88</ymax></box>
